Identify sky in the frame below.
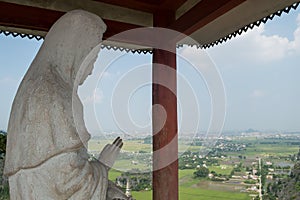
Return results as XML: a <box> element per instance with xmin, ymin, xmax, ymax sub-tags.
<box><xmin>1</xmin><ymin>8</ymin><xmax>300</xmax><ymax>136</ymax></box>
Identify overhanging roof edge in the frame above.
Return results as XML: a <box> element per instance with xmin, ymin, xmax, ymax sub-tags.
<box><xmin>0</xmin><ymin>1</ymin><xmax>299</xmax><ymax>53</ymax></box>
<box><xmin>199</xmin><ymin>1</ymin><xmax>300</xmax><ymax>49</ymax></box>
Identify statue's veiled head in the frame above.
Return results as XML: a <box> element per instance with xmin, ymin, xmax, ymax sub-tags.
<box><xmin>38</xmin><ymin>10</ymin><xmax>106</xmax><ymax>87</ymax></box>
<box><xmin>4</xmin><ymin>10</ymin><xmax>107</xmax><ymax>177</ymax></box>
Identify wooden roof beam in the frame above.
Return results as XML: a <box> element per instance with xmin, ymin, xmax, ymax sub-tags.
<box><xmin>0</xmin><ymin>1</ymin><xmax>62</xmax><ymax>32</ymax></box>
<box><xmin>0</xmin><ymin>1</ymin><xmax>142</xmax><ymax>40</ymax></box>
<box><xmin>93</xmin><ymin>0</ymin><xmax>158</xmax><ymax>13</ymax></box>
<box><xmin>93</xmin><ymin>0</ymin><xmax>187</xmax><ymax>13</ymax></box>
<box><xmin>159</xmin><ymin>0</ymin><xmax>188</xmax><ymax>11</ymax></box>
<box><xmin>168</xmin><ymin>0</ymin><xmax>246</xmax><ymax>36</ymax></box>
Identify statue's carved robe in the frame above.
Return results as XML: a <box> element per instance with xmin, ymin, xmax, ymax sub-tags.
<box><xmin>3</xmin><ymin>10</ymin><xmax>121</xmax><ymax>200</ymax></box>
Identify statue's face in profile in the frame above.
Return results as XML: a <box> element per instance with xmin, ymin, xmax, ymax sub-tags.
<box><xmin>79</xmin><ymin>56</ymin><xmax>97</xmax><ymax>85</ymax></box>
<box><xmin>78</xmin><ymin>44</ymin><xmax>101</xmax><ymax>86</ymax></box>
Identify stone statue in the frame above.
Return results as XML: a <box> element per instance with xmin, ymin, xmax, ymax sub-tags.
<box><xmin>4</xmin><ymin>10</ymin><xmax>130</xmax><ymax>200</ymax></box>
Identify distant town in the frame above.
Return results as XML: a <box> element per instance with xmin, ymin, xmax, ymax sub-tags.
<box><xmin>87</xmin><ymin>129</ymin><xmax>300</xmax><ymax>200</ymax></box>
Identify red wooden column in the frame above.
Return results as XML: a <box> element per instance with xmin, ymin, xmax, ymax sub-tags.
<box><xmin>152</xmin><ymin>10</ymin><xmax>178</xmax><ymax>200</ymax></box>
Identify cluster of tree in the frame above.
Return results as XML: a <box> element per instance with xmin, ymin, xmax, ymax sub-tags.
<box><xmin>230</xmin><ymin>162</ymin><xmax>243</xmax><ymax>176</ymax></box>
<box><xmin>288</xmin><ymin>153</ymin><xmax>299</xmax><ymax>162</ymax></box>
<box><xmin>143</xmin><ymin>136</ymin><xmax>152</xmax><ymax>144</ymax></box>
<box><xmin>288</xmin><ymin>141</ymin><xmax>300</xmax><ymax>145</ymax></box>
<box><xmin>117</xmin><ymin>169</ymin><xmax>152</xmax><ymax>191</ymax></box>
<box><xmin>259</xmin><ymin>164</ymin><xmax>269</xmax><ymax>188</ymax></box>
<box><xmin>0</xmin><ymin>131</ymin><xmax>7</xmax><ymax>156</ymax></box>
<box><xmin>190</xmin><ymin>140</ymin><xmax>202</xmax><ymax>146</ymax></box>
<box><xmin>209</xmin><ymin>170</ymin><xmax>230</xmax><ymax>181</ymax></box>
<box><xmin>263</xmin><ymin>149</ymin><xmax>300</xmax><ymax>200</ymax></box>
<box><xmin>206</xmin><ymin>149</ymin><xmax>227</xmax><ymax>158</ymax></box>
<box><xmin>260</xmin><ymin>140</ymin><xmax>300</xmax><ymax>146</ymax></box>
<box><xmin>0</xmin><ymin>131</ymin><xmax>9</xmax><ymax>199</ymax></box>
<box><xmin>193</xmin><ymin>166</ymin><xmax>209</xmax><ymax>178</ymax></box>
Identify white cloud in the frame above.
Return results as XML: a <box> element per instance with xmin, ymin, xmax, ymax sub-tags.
<box><xmin>83</xmin><ymin>88</ymin><xmax>103</xmax><ymax>104</ymax></box>
<box><xmin>229</xmin><ymin>25</ymin><xmax>291</xmax><ymax>62</ymax></box>
<box><xmin>297</xmin><ymin>13</ymin><xmax>300</xmax><ymax>25</ymax></box>
<box><xmin>179</xmin><ymin>46</ymin><xmax>215</xmax><ymax>72</ymax></box>
<box><xmin>290</xmin><ymin>13</ymin><xmax>300</xmax><ymax>52</ymax></box>
<box><xmin>208</xmin><ymin>14</ymin><xmax>300</xmax><ymax>64</ymax></box>
<box><xmin>252</xmin><ymin>27</ymin><xmax>290</xmax><ymax>61</ymax></box>
<box><xmin>102</xmin><ymin>71</ymin><xmax>111</xmax><ymax>78</ymax></box>
<box><xmin>250</xmin><ymin>89</ymin><xmax>265</xmax><ymax>98</ymax></box>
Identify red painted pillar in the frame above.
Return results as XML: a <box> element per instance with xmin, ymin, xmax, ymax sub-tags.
<box><xmin>152</xmin><ymin>10</ymin><xmax>178</xmax><ymax>200</ymax></box>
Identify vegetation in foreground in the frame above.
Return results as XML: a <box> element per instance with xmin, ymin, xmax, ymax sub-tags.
<box><xmin>0</xmin><ymin>131</ymin><xmax>8</xmax><ymax>200</ymax></box>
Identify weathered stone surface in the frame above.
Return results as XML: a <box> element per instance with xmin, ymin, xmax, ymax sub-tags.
<box><xmin>4</xmin><ymin>10</ymin><xmax>128</xmax><ymax>200</ymax></box>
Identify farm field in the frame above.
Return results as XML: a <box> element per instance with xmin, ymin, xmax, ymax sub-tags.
<box><xmin>88</xmin><ymin>139</ymin><xmax>202</xmax><ymax>153</ymax></box>
<box><xmin>178</xmin><ymin>169</ymin><xmax>250</xmax><ymax>200</ymax></box>
<box><xmin>89</xmin><ymin>135</ymin><xmax>300</xmax><ymax>200</ymax></box>
<box><xmin>109</xmin><ymin>169</ymin><xmax>250</xmax><ymax>200</ymax></box>
<box><xmin>122</xmin><ymin>169</ymin><xmax>250</xmax><ymax>200</ymax></box>
<box><xmin>131</xmin><ymin>187</ymin><xmax>250</xmax><ymax>200</ymax></box>
<box><xmin>89</xmin><ymin>139</ymin><xmax>151</xmax><ymax>153</ymax></box>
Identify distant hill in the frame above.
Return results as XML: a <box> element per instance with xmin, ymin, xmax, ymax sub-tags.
<box><xmin>245</xmin><ymin>128</ymin><xmax>259</xmax><ymax>133</ymax></box>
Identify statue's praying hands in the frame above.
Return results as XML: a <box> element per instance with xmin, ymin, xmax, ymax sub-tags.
<box><xmin>98</xmin><ymin>137</ymin><xmax>123</xmax><ymax>170</ymax></box>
